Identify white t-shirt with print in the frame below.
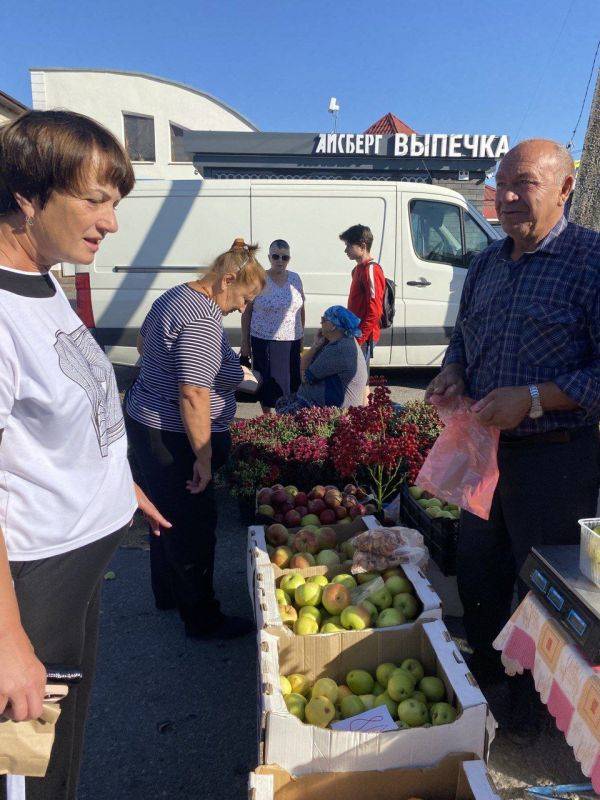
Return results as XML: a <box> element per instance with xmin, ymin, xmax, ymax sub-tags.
<box><xmin>250</xmin><ymin>271</ymin><xmax>304</xmax><ymax>341</ymax></box>
<box><xmin>0</xmin><ymin>266</ymin><xmax>137</xmax><ymax>561</ymax></box>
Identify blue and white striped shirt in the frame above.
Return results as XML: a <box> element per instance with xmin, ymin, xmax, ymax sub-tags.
<box><xmin>444</xmin><ymin>217</ymin><xmax>600</xmax><ymax>435</ymax></box>
<box><xmin>126</xmin><ymin>284</ymin><xmax>243</xmax><ymax>433</ymax></box>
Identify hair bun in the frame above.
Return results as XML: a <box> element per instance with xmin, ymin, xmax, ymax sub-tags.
<box><xmin>231</xmin><ymin>237</ymin><xmax>247</xmax><ymax>251</ymax></box>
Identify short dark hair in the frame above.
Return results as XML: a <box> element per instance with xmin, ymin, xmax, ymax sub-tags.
<box><xmin>270</xmin><ymin>239</ymin><xmax>290</xmax><ymax>250</ymax></box>
<box><xmin>0</xmin><ymin>110</ymin><xmax>135</xmax><ymax>215</ymax></box>
<box><xmin>339</xmin><ymin>224</ymin><xmax>374</xmax><ymax>250</ymax></box>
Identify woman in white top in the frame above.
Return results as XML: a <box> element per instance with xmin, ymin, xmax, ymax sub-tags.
<box><xmin>0</xmin><ymin>110</ymin><xmax>168</xmax><ymax>800</ymax></box>
<box><xmin>241</xmin><ymin>239</ymin><xmax>305</xmax><ymax>412</ymax></box>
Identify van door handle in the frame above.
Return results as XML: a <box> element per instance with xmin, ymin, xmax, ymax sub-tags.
<box><xmin>406</xmin><ymin>279</ymin><xmax>431</xmax><ymax>287</ymax></box>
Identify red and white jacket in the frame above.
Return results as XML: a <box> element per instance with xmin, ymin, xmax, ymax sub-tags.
<box><xmin>347</xmin><ymin>259</ymin><xmax>386</xmax><ymax>345</ymax></box>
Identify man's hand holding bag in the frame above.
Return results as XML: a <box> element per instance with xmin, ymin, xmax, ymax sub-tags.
<box><xmin>417</xmin><ymin>395</ymin><xmax>500</xmax><ymax>520</ymax></box>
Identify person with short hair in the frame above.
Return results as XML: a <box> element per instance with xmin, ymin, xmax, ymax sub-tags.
<box><xmin>0</xmin><ymin>109</ymin><xmax>169</xmax><ymax>800</ymax></box>
<box><xmin>276</xmin><ymin>305</ymin><xmax>367</xmax><ymax>412</ymax></box>
<box><xmin>426</xmin><ymin>139</ymin><xmax>600</xmax><ymax>734</ymax></box>
<box><xmin>241</xmin><ymin>239</ymin><xmax>304</xmax><ymax>412</ymax></box>
<box><xmin>126</xmin><ymin>239</ymin><xmax>266</xmax><ymax>639</ymax></box>
<box><xmin>340</xmin><ymin>223</ymin><xmax>386</xmax><ymax>368</ymax></box>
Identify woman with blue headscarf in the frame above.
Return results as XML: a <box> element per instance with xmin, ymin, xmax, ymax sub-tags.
<box><xmin>276</xmin><ymin>306</ymin><xmax>368</xmax><ymax>412</ymax></box>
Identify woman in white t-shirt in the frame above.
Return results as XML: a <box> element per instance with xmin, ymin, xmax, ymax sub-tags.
<box><xmin>241</xmin><ymin>239</ymin><xmax>305</xmax><ymax>412</ymax></box>
<box><xmin>0</xmin><ymin>110</ymin><xmax>168</xmax><ymax>800</ymax></box>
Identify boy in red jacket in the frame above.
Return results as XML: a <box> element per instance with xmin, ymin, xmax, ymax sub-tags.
<box><xmin>340</xmin><ymin>224</ymin><xmax>385</xmax><ymax>368</ymax></box>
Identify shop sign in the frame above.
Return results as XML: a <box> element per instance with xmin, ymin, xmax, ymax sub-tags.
<box><xmin>313</xmin><ymin>133</ymin><xmax>510</xmax><ymax>159</ymax></box>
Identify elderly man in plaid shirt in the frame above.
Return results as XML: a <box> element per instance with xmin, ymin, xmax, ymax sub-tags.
<box><xmin>427</xmin><ymin>139</ymin><xmax>600</xmax><ymax>704</ymax></box>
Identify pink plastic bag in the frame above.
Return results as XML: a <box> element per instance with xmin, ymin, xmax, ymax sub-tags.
<box><xmin>416</xmin><ymin>397</ymin><xmax>500</xmax><ymax>520</ymax></box>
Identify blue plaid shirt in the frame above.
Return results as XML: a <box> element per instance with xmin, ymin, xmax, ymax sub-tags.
<box><xmin>443</xmin><ymin>216</ymin><xmax>600</xmax><ymax>435</ymax></box>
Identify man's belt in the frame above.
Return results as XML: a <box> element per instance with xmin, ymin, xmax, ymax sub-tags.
<box><xmin>499</xmin><ymin>426</ymin><xmax>597</xmax><ymax>446</ymax></box>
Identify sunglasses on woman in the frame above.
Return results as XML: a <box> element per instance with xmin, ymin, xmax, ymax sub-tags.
<box><xmin>270</xmin><ymin>254</ymin><xmax>290</xmax><ymax>261</ymax></box>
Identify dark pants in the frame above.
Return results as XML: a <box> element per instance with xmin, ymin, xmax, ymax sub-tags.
<box><xmin>251</xmin><ymin>336</ymin><xmax>302</xmax><ymax>409</ymax></box>
<box><xmin>457</xmin><ymin>427</ymin><xmax>600</xmax><ymax>656</ymax></box>
<box><xmin>125</xmin><ymin>411</ymin><xmax>231</xmax><ymax>627</ymax></box>
<box><xmin>2</xmin><ymin>526</ymin><xmax>127</xmax><ymax>800</ymax></box>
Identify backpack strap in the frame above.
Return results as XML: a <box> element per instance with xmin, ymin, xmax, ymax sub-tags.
<box><xmin>364</xmin><ymin>259</ymin><xmax>380</xmax><ymax>299</ymax></box>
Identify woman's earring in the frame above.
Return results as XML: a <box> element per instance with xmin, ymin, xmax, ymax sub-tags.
<box><xmin>26</xmin><ymin>216</ymin><xmax>35</xmax><ymax>227</ymax></box>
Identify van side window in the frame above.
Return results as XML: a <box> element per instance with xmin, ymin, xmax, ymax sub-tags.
<box><xmin>410</xmin><ymin>200</ymin><xmax>463</xmax><ymax>267</ymax></box>
<box><xmin>463</xmin><ymin>212</ymin><xmax>492</xmax><ymax>265</ymax></box>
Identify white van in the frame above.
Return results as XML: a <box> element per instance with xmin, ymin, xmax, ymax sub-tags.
<box><xmin>69</xmin><ymin>179</ymin><xmax>500</xmax><ymax>367</ymax></box>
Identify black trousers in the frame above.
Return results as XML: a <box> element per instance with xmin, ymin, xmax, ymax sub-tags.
<box><xmin>251</xmin><ymin>336</ymin><xmax>302</xmax><ymax>409</ymax></box>
<box><xmin>457</xmin><ymin>427</ymin><xmax>600</xmax><ymax>655</ymax></box>
<box><xmin>2</xmin><ymin>526</ymin><xmax>127</xmax><ymax>800</ymax></box>
<box><xmin>125</xmin><ymin>411</ymin><xmax>231</xmax><ymax>626</ymax></box>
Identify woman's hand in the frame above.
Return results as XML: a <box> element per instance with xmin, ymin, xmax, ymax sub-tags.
<box><xmin>186</xmin><ymin>458</ymin><xmax>212</xmax><ymax>494</ymax></box>
<box><xmin>0</xmin><ymin>627</ymin><xmax>46</xmax><ymax>722</ymax></box>
<box><xmin>179</xmin><ymin>385</ymin><xmax>212</xmax><ymax>490</ymax></box>
<box><xmin>134</xmin><ymin>483</ymin><xmax>172</xmax><ymax>537</ymax></box>
<box><xmin>239</xmin><ymin>365</ymin><xmax>255</xmax><ymax>383</ymax></box>
<box><xmin>312</xmin><ymin>330</ymin><xmax>325</xmax><ymax>349</ymax></box>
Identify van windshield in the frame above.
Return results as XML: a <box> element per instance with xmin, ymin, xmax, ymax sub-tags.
<box><xmin>466</xmin><ymin>202</ymin><xmax>502</xmax><ymax>240</ymax></box>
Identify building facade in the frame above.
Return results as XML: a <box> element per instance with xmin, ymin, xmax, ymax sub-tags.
<box><xmin>0</xmin><ymin>90</ymin><xmax>28</xmax><ymax>125</ymax></box>
<box><xmin>29</xmin><ymin>68</ymin><xmax>258</xmax><ymax>179</ymax></box>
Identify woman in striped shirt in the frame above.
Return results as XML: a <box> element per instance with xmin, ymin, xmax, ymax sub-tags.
<box><xmin>125</xmin><ymin>240</ymin><xmax>266</xmax><ymax>639</ymax></box>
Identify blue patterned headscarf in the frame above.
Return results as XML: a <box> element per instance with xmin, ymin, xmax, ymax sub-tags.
<box><xmin>323</xmin><ymin>306</ymin><xmax>362</xmax><ymax>338</ymax></box>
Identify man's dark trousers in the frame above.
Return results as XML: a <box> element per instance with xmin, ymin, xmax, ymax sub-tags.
<box><xmin>457</xmin><ymin>427</ymin><xmax>600</xmax><ymax>657</ymax></box>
